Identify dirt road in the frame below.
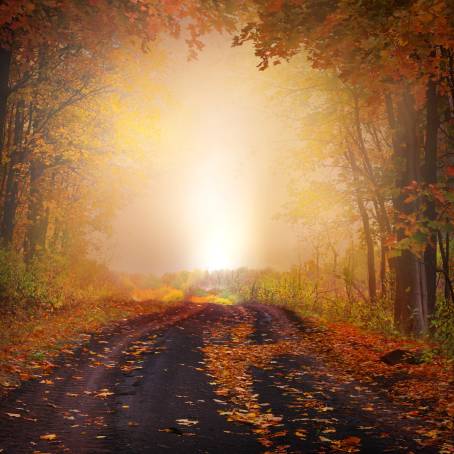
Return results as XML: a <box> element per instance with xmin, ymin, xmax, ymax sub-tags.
<box><xmin>0</xmin><ymin>303</ymin><xmax>442</xmax><ymax>453</ymax></box>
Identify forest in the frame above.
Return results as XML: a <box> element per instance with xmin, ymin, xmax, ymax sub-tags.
<box><xmin>0</xmin><ymin>1</ymin><xmax>453</xmax><ymax>453</ymax></box>
<box><xmin>0</xmin><ymin>0</ymin><xmax>452</xmax><ymax>345</ymax></box>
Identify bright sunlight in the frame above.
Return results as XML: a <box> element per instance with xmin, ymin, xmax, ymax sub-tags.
<box><xmin>107</xmin><ymin>36</ymin><xmax>299</xmax><ymax>274</ymax></box>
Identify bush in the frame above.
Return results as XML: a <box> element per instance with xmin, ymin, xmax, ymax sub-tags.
<box><xmin>432</xmin><ymin>297</ymin><xmax>454</xmax><ymax>357</ymax></box>
<box><xmin>131</xmin><ymin>286</ymin><xmax>184</xmax><ymax>302</ymax></box>
<box><xmin>0</xmin><ymin>249</ymin><xmax>62</xmax><ymax>310</ymax></box>
<box><xmin>0</xmin><ymin>248</ymin><xmax>126</xmax><ymax>312</ymax></box>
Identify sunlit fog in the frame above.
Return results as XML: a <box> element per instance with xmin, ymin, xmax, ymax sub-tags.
<box><xmin>106</xmin><ymin>36</ymin><xmax>301</xmax><ymax>274</ymax></box>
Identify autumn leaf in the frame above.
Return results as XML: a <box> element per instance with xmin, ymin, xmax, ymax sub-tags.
<box><xmin>95</xmin><ymin>390</ymin><xmax>114</xmax><ymax>398</ymax></box>
<box><xmin>175</xmin><ymin>418</ymin><xmax>198</xmax><ymax>426</ymax></box>
<box><xmin>159</xmin><ymin>427</ymin><xmax>184</xmax><ymax>435</ymax></box>
<box><xmin>319</xmin><ymin>435</ymin><xmax>332</xmax><ymax>442</ymax></box>
<box><xmin>342</xmin><ymin>436</ymin><xmax>361</xmax><ymax>446</ymax></box>
<box><xmin>40</xmin><ymin>434</ymin><xmax>57</xmax><ymax>441</ymax></box>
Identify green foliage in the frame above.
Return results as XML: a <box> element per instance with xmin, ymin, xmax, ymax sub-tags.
<box><xmin>242</xmin><ymin>270</ymin><xmax>396</xmax><ymax>335</ymax></box>
<box><xmin>161</xmin><ymin>288</ymin><xmax>185</xmax><ymax>302</ymax></box>
<box><xmin>234</xmin><ymin>265</ymin><xmax>453</xmax><ymax>355</ymax></box>
<box><xmin>0</xmin><ymin>248</ymin><xmax>126</xmax><ymax>312</ymax></box>
<box><xmin>349</xmin><ymin>297</ymin><xmax>397</xmax><ymax>336</ymax></box>
<box><xmin>190</xmin><ymin>287</ymin><xmax>209</xmax><ymax>297</ymax></box>
<box><xmin>0</xmin><ymin>249</ymin><xmax>29</xmax><ymax>308</ymax></box>
<box><xmin>432</xmin><ymin>297</ymin><xmax>454</xmax><ymax>357</ymax></box>
<box><xmin>218</xmin><ymin>289</ymin><xmax>239</xmax><ymax>304</ymax></box>
<box><xmin>0</xmin><ymin>249</ymin><xmax>61</xmax><ymax>309</ymax></box>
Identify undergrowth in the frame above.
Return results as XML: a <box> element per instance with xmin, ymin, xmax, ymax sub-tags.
<box><xmin>238</xmin><ymin>272</ymin><xmax>454</xmax><ymax>358</ymax></box>
<box><xmin>0</xmin><ymin>249</ymin><xmax>127</xmax><ymax>312</ymax></box>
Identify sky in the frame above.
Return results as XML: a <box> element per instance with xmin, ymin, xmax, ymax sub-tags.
<box><xmin>106</xmin><ymin>35</ymin><xmax>303</xmax><ymax>274</ymax></box>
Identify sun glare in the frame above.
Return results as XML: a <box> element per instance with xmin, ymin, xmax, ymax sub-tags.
<box><xmin>200</xmin><ymin>226</ymin><xmax>241</xmax><ymax>270</ymax></box>
<box><xmin>187</xmin><ymin>152</ymin><xmax>242</xmax><ymax>271</ymax></box>
<box><xmin>109</xmin><ymin>37</ymin><xmax>299</xmax><ymax>274</ymax></box>
<box><xmin>203</xmin><ymin>245</ymin><xmax>234</xmax><ymax>271</ymax></box>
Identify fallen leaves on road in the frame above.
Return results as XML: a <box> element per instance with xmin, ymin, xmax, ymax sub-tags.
<box><xmin>296</xmin><ymin>318</ymin><xmax>454</xmax><ymax>446</ymax></box>
<box><xmin>202</xmin><ymin>308</ymin><xmax>295</xmax><ymax>452</ymax></box>
<box><xmin>202</xmin><ymin>306</ymin><xmax>453</xmax><ymax>453</ymax></box>
<box><xmin>0</xmin><ymin>301</ymin><xmax>201</xmax><ymax>396</ymax></box>
<box><xmin>1</xmin><ymin>304</ymin><xmax>453</xmax><ymax>453</ymax></box>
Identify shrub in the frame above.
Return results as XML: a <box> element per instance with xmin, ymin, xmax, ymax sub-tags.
<box><xmin>0</xmin><ymin>248</ymin><xmax>127</xmax><ymax>312</ymax></box>
<box><xmin>432</xmin><ymin>297</ymin><xmax>454</xmax><ymax>357</ymax></box>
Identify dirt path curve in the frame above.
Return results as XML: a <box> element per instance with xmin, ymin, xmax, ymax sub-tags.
<box><xmin>0</xmin><ymin>303</ymin><xmax>441</xmax><ymax>453</ymax></box>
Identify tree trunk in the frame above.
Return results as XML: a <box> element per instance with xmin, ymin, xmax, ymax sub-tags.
<box><xmin>0</xmin><ymin>104</ymin><xmax>15</xmax><ymax>203</ymax></box>
<box><xmin>24</xmin><ymin>159</ymin><xmax>47</xmax><ymax>262</ymax></box>
<box><xmin>345</xmin><ymin>146</ymin><xmax>377</xmax><ymax>303</ymax></box>
<box><xmin>1</xmin><ymin>99</ymin><xmax>25</xmax><ymax>246</ymax></box>
<box><xmin>423</xmin><ymin>79</ymin><xmax>439</xmax><ymax>323</ymax></box>
<box><xmin>438</xmin><ymin>230</ymin><xmax>454</xmax><ymax>304</ymax></box>
<box><xmin>380</xmin><ymin>237</ymin><xmax>387</xmax><ymax>298</ymax></box>
<box><xmin>445</xmin><ymin>231</ymin><xmax>450</xmax><ymax>302</ymax></box>
<box><xmin>386</xmin><ymin>91</ymin><xmax>428</xmax><ymax>334</ymax></box>
<box><xmin>0</xmin><ymin>47</ymin><xmax>11</xmax><ymax>151</ymax></box>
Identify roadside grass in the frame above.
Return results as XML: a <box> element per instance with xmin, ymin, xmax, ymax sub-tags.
<box><xmin>185</xmin><ymin>288</ymin><xmax>239</xmax><ymax>305</ymax></box>
<box><xmin>186</xmin><ymin>294</ymin><xmax>234</xmax><ymax>304</ymax></box>
<box><xmin>0</xmin><ymin>297</ymin><xmax>182</xmax><ymax>394</ymax></box>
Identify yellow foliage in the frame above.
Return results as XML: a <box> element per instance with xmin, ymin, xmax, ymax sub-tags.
<box><xmin>131</xmin><ymin>286</ymin><xmax>184</xmax><ymax>303</ymax></box>
<box><xmin>187</xmin><ymin>294</ymin><xmax>233</xmax><ymax>305</ymax></box>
